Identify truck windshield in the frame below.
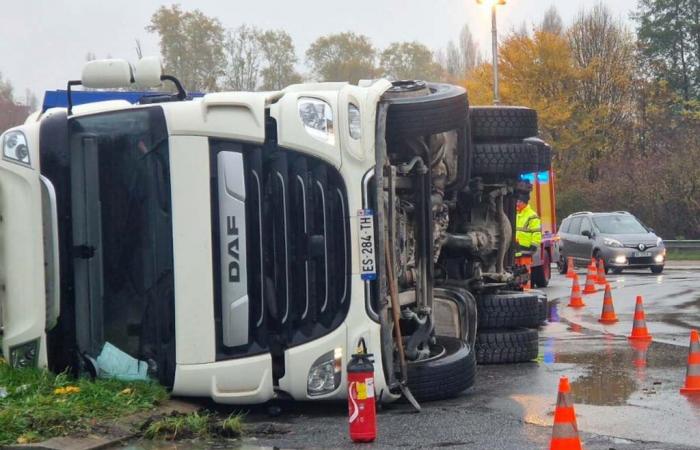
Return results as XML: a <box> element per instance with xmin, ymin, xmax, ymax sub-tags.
<box><xmin>68</xmin><ymin>107</ymin><xmax>175</xmax><ymax>384</ymax></box>
<box><xmin>593</xmin><ymin>215</ymin><xmax>648</xmax><ymax>234</ymax></box>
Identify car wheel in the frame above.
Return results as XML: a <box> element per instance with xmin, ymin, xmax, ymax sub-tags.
<box><xmin>557</xmin><ymin>257</ymin><xmax>568</xmax><ymax>275</ymax></box>
<box><xmin>531</xmin><ymin>251</ymin><xmax>551</xmax><ymax>288</ymax></box>
<box><xmin>384</xmin><ymin>81</ymin><xmax>468</xmax><ymax>139</ymax></box>
<box><xmin>469</xmin><ymin>106</ymin><xmax>538</xmax><ymax>142</ymax></box>
<box><xmin>612</xmin><ymin>268</ymin><xmax>623</xmax><ymax>275</ymax></box>
<box><xmin>475</xmin><ymin>328</ymin><xmax>539</xmax><ymax>364</ymax></box>
<box><xmin>472</xmin><ymin>142</ymin><xmax>540</xmax><ymax>177</ymax></box>
<box><xmin>651</xmin><ymin>266</ymin><xmax>664</xmax><ymax>274</ymax></box>
<box><xmin>475</xmin><ymin>291</ymin><xmax>541</xmax><ymax>329</ymax></box>
<box><xmin>406</xmin><ymin>336</ymin><xmax>476</xmax><ymax>402</ymax></box>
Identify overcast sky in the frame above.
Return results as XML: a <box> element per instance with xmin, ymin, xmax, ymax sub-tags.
<box><xmin>1</xmin><ymin>0</ymin><xmax>639</xmax><ymax>102</ymax></box>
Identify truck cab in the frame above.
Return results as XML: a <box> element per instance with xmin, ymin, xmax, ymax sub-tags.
<box><xmin>1</xmin><ymin>58</ymin><xmax>551</xmax><ymax>404</ymax></box>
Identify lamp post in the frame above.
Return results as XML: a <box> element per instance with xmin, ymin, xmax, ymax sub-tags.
<box><xmin>476</xmin><ymin>0</ymin><xmax>506</xmax><ymax>104</ymax></box>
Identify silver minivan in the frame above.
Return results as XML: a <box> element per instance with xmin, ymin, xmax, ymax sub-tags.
<box><xmin>557</xmin><ymin>211</ymin><xmax>665</xmax><ymax>274</ymax></box>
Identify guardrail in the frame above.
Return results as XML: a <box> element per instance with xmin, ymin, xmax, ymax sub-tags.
<box><xmin>664</xmin><ymin>240</ymin><xmax>700</xmax><ymax>250</ymax></box>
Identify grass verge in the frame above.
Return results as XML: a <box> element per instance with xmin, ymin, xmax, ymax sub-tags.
<box><xmin>0</xmin><ymin>360</ymin><xmax>168</xmax><ymax>445</ymax></box>
<box><xmin>666</xmin><ymin>249</ymin><xmax>700</xmax><ymax>261</ymax></box>
<box><xmin>142</xmin><ymin>411</ymin><xmax>244</xmax><ymax>440</ymax></box>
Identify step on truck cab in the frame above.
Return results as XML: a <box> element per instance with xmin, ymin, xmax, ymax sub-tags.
<box><xmin>0</xmin><ymin>58</ymin><xmax>551</xmax><ymax>404</ymax></box>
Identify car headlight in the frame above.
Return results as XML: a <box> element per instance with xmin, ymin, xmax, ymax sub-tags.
<box><xmin>307</xmin><ymin>348</ymin><xmax>342</xmax><ymax>396</ymax></box>
<box><xmin>2</xmin><ymin>130</ymin><xmax>31</xmax><ymax>166</ymax></box>
<box><xmin>348</xmin><ymin>104</ymin><xmax>361</xmax><ymax>140</ymax></box>
<box><xmin>654</xmin><ymin>254</ymin><xmax>664</xmax><ymax>263</ymax></box>
<box><xmin>656</xmin><ymin>237</ymin><xmax>663</xmax><ymax>247</ymax></box>
<box><xmin>604</xmin><ymin>238</ymin><xmax>623</xmax><ymax>248</ymax></box>
<box><xmin>9</xmin><ymin>339</ymin><xmax>40</xmax><ymax>368</ymax></box>
<box><xmin>614</xmin><ymin>255</ymin><xmax>627</xmax><ymax>264</ymax></box>
<box><xmin>298</xmin><ymin>97</ymin><xmax>335</xmax><ymax>145</ymax></box>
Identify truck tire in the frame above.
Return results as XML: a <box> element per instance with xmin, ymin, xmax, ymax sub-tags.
<box><xmin>469</xmin><ymin>106</ymin><xmax>538</xmax><ymax>142</ymax></box>
<box><xmin>475</xmin><ymin>328</ymin><xmax>539</xmax><ymax>364</ymax></box>
<box><xmin>472</xmin><ymin>142</ymin><xmax>540</xmax><ymax>177</ymax></box>
<box><xmin>384</xmin><ymin>81</ymin><xmax>468</xmax><ymax>139</ymax></box>
<box><xmin>475</xmin><ymin>291</ymin><xmax>541</xmax><ymax>329</ymax></box>
<box><xmin>524</xmin><ymin>137</ymin><xmax>552</xmax><ymax>172</ymax></box>
<box><xmin>406</xmin><ymin>336</ymin><xmax>476</xmax><ymax>402</ymax></box>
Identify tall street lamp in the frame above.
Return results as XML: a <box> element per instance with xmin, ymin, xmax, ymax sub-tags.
<box><xmin>476</xmin><ymin>0</ymin><xmax>506</xmax><ymax>104</ymax></box>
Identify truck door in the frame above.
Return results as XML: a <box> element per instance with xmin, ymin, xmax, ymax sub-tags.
<box><xmin>69</xmin><ymin>107</ymin><xmax>176</xmax><ymax>385</ymax></box>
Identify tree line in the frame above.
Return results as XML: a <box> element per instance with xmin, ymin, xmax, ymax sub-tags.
<box><xmin>146</xmin><ymin>4</ymin><xmax>479</xmax><ymax>89</ymax></box>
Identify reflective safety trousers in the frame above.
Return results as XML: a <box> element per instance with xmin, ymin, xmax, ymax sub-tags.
<box><xmin>516</xmin><ymin>205</ymin><xmax>542</xmax><ymax>249</ymax></box>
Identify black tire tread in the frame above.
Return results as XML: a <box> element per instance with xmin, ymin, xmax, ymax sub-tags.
<box><xmin>476</xmin><ymin>291</ymin><xmax>540</xmax><ymax>329</ymax></box>
<box><xmin>472</xmin><ymin>142</ymin><xmax>540</xmax><ymax>176</ymax></box>
<box><xmin>470</xmin><ymin>106</ymin><xmax>538</xmax><ymax>141</ymax></box>
<box><xmin>475</xmin><ymin>328</ymin><xmax>539</xmax><ymax>364</ymax></box>
<box><xmin>386</xmin><ymin>85</ymin><xmax>469</xmax><ymax>139</ymax></box>
<box><xmin>406</xmin><ymin>337</ymin><xmax>476</xmax><ymax>402</ymax></box>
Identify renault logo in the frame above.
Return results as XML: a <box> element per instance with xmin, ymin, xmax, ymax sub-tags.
<box><xmin>638</xmin><ymin>244</ymin><xmax>646</xmax><ymax>251</ymax></box>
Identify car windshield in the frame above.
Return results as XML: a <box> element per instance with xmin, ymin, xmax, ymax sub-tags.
<box><xmin>592</xmin><ymin>215</ymin><xmax>648</xmax><ymax>234</ymax></box>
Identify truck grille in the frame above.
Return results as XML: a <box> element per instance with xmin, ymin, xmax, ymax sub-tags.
<box><xmin>210</xmin><ymin>139</ymin><xmax>350</xmax><ymax>361</ymax></box>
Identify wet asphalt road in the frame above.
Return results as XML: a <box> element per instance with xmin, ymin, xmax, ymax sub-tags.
<box><xmin>123</xmin><ymin>267</ymin><xmax>700</xmax><ymax>450</ymax></box>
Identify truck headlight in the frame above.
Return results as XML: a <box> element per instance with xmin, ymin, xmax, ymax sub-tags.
<box><xmin>9</xmin><ymin>339</ymin><xmax>40</xmax><ymax>368</ymax></box>
<box><xmin>604</xmin><ymin>238</ymin><xmax>623</xmax><ymax>248</ymax></box>
<box><xmin>307</xmin><ymin>348</ymin><xmax>342</xmax><ymax>396</ymax></box>
<box><xmin>2</xmin><ymin>130</ymin><xmax>31</xmax><ymax>166</ymax></box>
<box><xmin>298</xmin><ymin>97</ymin><xmax>335</xmax><ymax>145</ymax></box>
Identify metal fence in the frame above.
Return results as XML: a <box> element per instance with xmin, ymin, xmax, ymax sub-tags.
<box><xmin>664</xmin><ymin>240</ymin><xmax>700</xmax><ymax>250</ymax></box>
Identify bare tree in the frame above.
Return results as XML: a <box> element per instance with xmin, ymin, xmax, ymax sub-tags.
<box><xmin>442</xmin><ymin>24</ymin><xmax>481</xmax><ymax>78</ymax></box>
<box><xmin>223</xmin><ymin>25</ymin><xmax>263</xmax><ymax>91</ymax></box>
<box><xmin>540</xmin><ymin>6</ymin><xmax>564</xmax><ymax>35</ymax></box>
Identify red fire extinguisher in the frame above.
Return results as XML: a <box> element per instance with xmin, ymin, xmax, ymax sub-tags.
<box><xmin>347</xmin><ymin>338</ymin><xmax>377</xmax><ymax>443</ymax></box>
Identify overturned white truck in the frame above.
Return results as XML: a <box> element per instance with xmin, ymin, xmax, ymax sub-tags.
<box><xmin>0</xmin><ymin>58</ymin><xmax>551</xmax><ymax>404</ymax></box>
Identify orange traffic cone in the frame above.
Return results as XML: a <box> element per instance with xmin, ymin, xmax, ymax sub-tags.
<box><xmin>596</xmin><ymin>259</ymin><xmax>607</xmax><ymax>285</ymax></box>
<box><xmin>568</xmin><ymin>274</ymin><xmax>585</xmax><ymax>308</ymax></box>
<box><xmin>680</xmin><ymin>329</ymin><xmax>700</xmax><ymax>395</ymax></box>
<box><xmin>628</xmin><ymin>295</ymin><xmax>653</xmax><ymax>341</ymax></box>
<box><xmin>550</xmin><ymin>376</ymin><xmax>582</xmax><ymax>450</ymax></box>
<box><xmin>590</xmin><ymin>258</ymin><xmax>599</xmax><ymax>282</ymax></box>
<box><xmin>566</xmin><ymin>257</ymin><xmax>576</xmax><ymax>279</ymax></box>
<box><xmin>582</xmin><ymin>264</ymin><xmax>597</xmax><ymax>294</ymax></box>
<box><xmin>598</xmin><ymin>283</ymin><xmax>618</xmax><ymax>324</ymax></box>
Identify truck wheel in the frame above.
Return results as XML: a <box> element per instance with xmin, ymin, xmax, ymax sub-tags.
<box><xmin>524</xmin><ymin>137</ymin><xmax>552</xmax><ymax>172</ymax></box>
<box><xmin>472</xmin><ymin>142</ymin><xmax>540</xmax><ymax>177</ymax></box>
<box><xmin>530</xmin><ymin>251</ymin><xmax>551</xmax><ymax>288</ymax></box>
<box><xmin>406</xmin><ymin>336</ymin><xmax>476</xmax><ymax>402</ymax></box>
<box><xmin>475</xmin><ymin>328</ymin><xmax>539</xmax><ymax>364</ymax></box>
<box><xmin>384</xmin><ymin>81</ymin><xmax>468</xmax><ymax>140</ymax></box>
<box><xmin>475</xmin><ymin>291</ymin><xmax>541</xmax><ymax>329</ymax></box>
<box><xmin>469</xmin><ymin>106</ymin><xmax>538</xmax><ymax>142</ymax></box>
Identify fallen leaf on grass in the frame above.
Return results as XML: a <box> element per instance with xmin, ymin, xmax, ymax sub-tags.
<box><xmin>54</xmin><ymin>386</ymin><xmax>81</xmax><ymax>395</ymax></box>
<box><xmin>119</xmin><ymin>388</ymin><xmax>134</xmax><ymax>396</ymax></box>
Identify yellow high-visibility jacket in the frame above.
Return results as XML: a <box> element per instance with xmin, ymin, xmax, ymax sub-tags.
<box><xmin>516</xmin><ymin>204</ymin><xmax>542</xmax><ymax>250</ymax></box>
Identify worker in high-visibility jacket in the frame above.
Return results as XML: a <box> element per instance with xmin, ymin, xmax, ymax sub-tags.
<box><xmin>515</xmin><ymin>199</ymin><xmax>542</xmax><ymax>256</ymax></box>
<box><xmin>515</xmin><ymin>199</ymin><xmax>542</xmax><ymax>289</ymax></box>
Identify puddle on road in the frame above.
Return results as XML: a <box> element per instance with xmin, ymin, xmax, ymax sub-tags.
<box><xmin>541</xmin><ymin>312</ymin><xmax>686</xmax><ymax>407</ymax></box>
